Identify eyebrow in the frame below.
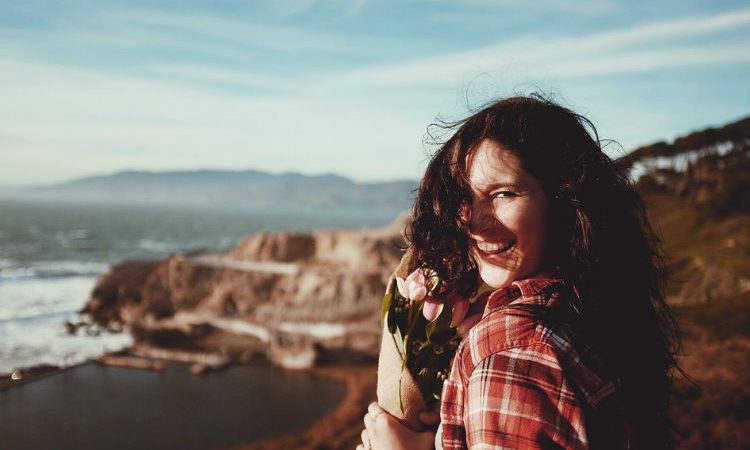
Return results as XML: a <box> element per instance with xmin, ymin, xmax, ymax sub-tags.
<box><xmin>478</xmin><ymin>182</ymin><xmax>526</xmax><ymax>193</ymax></box>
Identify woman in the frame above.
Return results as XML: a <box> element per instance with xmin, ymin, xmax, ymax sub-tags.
<box><xmin>359</xmin><ymin>95</ymin><xmax>680</xmax><ymax>449</ymax></box>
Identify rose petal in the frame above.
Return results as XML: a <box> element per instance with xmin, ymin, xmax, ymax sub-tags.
<box><xmin>411</xmin><ymin>285</ymin><xmax>427</xmax><ymax>302</ymax></box>
<box><xmin>396</xmin><ymin>277</ymin><xmax>408</xmax><ymax>299</ymax></box>
<box><xmin>422</xmin><ymin>299</ymin><xmax>443</xmax><ymax>322</ymax></box>
<box><xmin>406</xmin><ymin>268</ymin><xmax>425</xmax><ymax>287</ymax></box>
<box><xmin>414</xmin><ymin>269</ymin><xmax>426</xmax><ymax>286</ymax></box>
<box><xmin>450</xmin><ymin>299</ymin><xmax>469</xmax><ymax>327</ymax></box>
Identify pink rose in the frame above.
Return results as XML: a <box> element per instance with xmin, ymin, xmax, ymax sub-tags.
<box><xmin>422</xmin><ymin>298</ymin><xmax>443</xmax><ymax>322</ymax></box>
<box><xmin>396</xmin><ymin>269</ymin><xmax>427</xmax><ymax>302</ymax></box>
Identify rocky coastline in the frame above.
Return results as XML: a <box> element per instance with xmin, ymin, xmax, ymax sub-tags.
<box><xmin>77</xmin><ymin>213</ymin><xmax>409</xmax><ymax>372</ymax></box>
<box><xmin>1</xmin><ymin>214</ymin><xmax>410</xmax><ymax>448</ymax></box>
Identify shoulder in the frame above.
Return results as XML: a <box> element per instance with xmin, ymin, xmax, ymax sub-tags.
<box><xmin>453</xmin><ymin>300</ymin><xmax>619</xmax><ymax>409</ymax></box>
<box><xmin>458</xmin><ymin>344</ymin><xmax>595</xmax><ymax>450</ymax></box>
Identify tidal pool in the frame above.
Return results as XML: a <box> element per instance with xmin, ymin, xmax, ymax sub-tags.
<box><xmin>0</xmin><ymin>361</ymin><xmax>345</xmax><ymax>449</ymax></box>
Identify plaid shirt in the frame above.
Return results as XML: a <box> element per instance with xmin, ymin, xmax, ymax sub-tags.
<box><xmin>439</xmin><ymin>276</ymin><xmax>630</xmax><ymax>450</ymax></box>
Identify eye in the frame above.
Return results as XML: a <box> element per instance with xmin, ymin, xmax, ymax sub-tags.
<box><xmin>491</xmin><ymin>190</ymin><xmax>518</xmax><ymax>199</ymax></box>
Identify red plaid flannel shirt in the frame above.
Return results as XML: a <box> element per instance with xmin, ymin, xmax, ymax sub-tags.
<box><xmin>439</xmin><ymin>276</ymin><xmax>630</xmax><ymax>449</ymax></box>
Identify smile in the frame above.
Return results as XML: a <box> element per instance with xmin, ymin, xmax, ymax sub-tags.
<box><xmin>475</xmin><ymin>240</ymin><xmax>516</xmax><ymax>255</ymax></box>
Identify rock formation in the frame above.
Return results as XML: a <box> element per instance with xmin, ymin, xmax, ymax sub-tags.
<box><xmin>82</xmin><ymin>213</ymin><xmax>412</xmax><ymax>367</ymax></box>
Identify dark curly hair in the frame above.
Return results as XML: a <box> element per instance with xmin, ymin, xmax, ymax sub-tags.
<box><xmin>408</xmin><ymin>94</ymin><xmax>680</xmax><ymax>449</ymax></box>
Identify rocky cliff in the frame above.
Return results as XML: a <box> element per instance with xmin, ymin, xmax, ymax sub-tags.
<box><xmin>82</xmin><ymin>213</ymin><xmax>411</xmax><ymax>365</ymax></box>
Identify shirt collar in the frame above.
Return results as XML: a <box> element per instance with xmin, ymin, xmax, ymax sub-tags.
<box><xmin>483</xmin><ymin>272</ymin><xmax>565</xmax><ymax>318</ymax></box>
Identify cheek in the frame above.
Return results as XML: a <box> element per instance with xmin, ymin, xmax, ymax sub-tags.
<box><xmin>500</xmin><ymin>203</ymin><xmax>548</xmax><ymax>246</ymax></box>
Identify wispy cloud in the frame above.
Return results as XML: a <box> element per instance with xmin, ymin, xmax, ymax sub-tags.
<box><xmin>335</xmin><ymin>8</ymin><xmax>750</xmax><ymax>86</ymax></box>
<box><xmin>141</xmin><ymin>63</ymin><xmax>297</xmax><ymax>93</ymax></box>
<box><xmin>275</xmin><ymin>0</ymin><xmax>368</xmax><ymax>18</ymax></box>
<box><xmin>0</xmin><ymin>4</ymin><xmax>413</xmax><ymax>94</ymax></box>
<box><xmin>107</xmin><ymin>9</ymin><xmax>363</xmax><ymax>54</ymax></box>
<box><xmin>0</xmin><ymin>55</ymin><xmax>426</xmax><ymax>185</ymax></box>
<box><xmin>426</xmin><ymin>0</ymin><xmax>621</xmax><ymax>17</ymax></box>
<box><xmin>0</xmin><ymin>2</ymin><xmax>747</xmax><ymax>186</ymax></box>
<box><xmin>0</xmin><ymin>4</ymin><xmax>415</xmax><ymax>84</ymax></box>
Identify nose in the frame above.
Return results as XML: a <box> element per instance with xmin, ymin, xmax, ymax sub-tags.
<box><xmin>466</xmin><ymin>198</ymin><xmax>500</xmax><ymax>238</ymax></box>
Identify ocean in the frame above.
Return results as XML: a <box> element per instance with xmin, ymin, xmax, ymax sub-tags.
<box><xmin>0</xmin><ymin>198</ymin><xmax>398</xmax><ymax>373</ymax></box>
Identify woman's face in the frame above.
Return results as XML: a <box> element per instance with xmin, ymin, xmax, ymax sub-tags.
<box><xmin>463</xmin><ymin>139</ymin><xmax>549</xmax><ymax>289</ymax></box>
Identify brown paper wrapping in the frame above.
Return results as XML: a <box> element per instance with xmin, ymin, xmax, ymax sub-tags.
<box><xmin>375</xmin><ymin>248</ymin><xmax>429</xmax><ymax>431</ymax></box>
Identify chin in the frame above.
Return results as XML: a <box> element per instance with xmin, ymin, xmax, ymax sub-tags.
<box><xmin>477</xmin><ymin>266</ymin><xmax>516</xmax><ymax>289</ymax></box>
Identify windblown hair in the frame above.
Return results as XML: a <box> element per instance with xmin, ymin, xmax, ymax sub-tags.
<box><xmin>409</xmin><ymin>95</ymin><xmax>680</xmax><ymax>449</ymax></box>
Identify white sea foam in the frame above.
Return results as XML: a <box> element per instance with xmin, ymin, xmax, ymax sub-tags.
<box><xmin>0</xmin><ymin>276</ymin><xmax>97</xmax><ymax>321</ymax></box>
<box><xmin>0</xmin><ymin>260</ymin><xmax>109</xmax><ymax>280</ymax></box>
<box><xmin>0</xmin><ymin>313</ymin><xmax>132</xmax><ymax>374</ymax></box>
<box><xmin>0</xmin><ymin>275</ymin><xmax>131</xmax><ymax>373</ymax></box>
<box><xmin>137</xmin><ymin>238</ymin><xmax>177</xmax><ymax>253</ymax></box>
<box><xmin>54</xmin><ymin>228</ymin><xmax>90</xmax><ymax>242</ymax></box>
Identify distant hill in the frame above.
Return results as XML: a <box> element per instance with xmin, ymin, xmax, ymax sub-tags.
<box><xmin>12</xmin><ymin>170</ymin><xmax>419</xmax><ymax>212</ymax></box>
<box><xmin>5</xmin><ymin>115</ymin><xmax>748</xmax><ymax>215</ymax></box>
<box><xmin>619</xmin><ymin>115</ymin><xmax>750</xmax><ymax>218</ymax></box>
<box><xmin>618</xmin><ymin>115</ymin><xmax>750</xmax><ymax>306</ymax></box>
<box><xmin>623</xmin><ymin>118</ymin><xmax>750</xmax><ymax>450</ymax></box>
<box><xmin>617</xmin><ymin>115</ymin><xmax>750</xmax><ymax>176</ymax></box>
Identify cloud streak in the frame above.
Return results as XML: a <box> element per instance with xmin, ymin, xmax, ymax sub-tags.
<box><xmin>426</xmin><ymin>0</ymin><xmax>621</xmax><ymax>16</ymax></box>
<box><xmin>0</xmin><ymin>56</ymin><xmax>426</xmax><ymax>185</ymax></box>
<box><xmin>334</xmin><ymin>8</ymin><xmax>750</xmax><ymax>86</ymax></box>
<box><xmin>0</xmin><ymin>2</ymin><xmax>748</xmax><ymax>186</ymax></box>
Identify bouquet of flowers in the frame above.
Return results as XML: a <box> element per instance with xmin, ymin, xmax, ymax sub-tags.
<box><xmin>376</xmin><ymin>249</ymin><xmax>485</xmax><ymax>430</ymax></box>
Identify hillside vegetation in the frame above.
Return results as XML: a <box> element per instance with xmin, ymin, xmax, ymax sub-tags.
<box><xmin>623</xmin><ymin>116</ymin><xmax>750</xmax><ymax>450</ymax></box>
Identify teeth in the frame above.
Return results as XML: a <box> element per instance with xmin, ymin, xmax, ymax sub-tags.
<box><xmin>477</xmin><ymin>241</ymin><xmax>513</xmax><ymax>253</ymax></box>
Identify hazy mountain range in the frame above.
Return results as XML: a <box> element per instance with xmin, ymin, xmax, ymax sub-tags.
<box><xmin>2</xmin><ymin>115</ymin><xmax>746</xmax><ymax>212</ymax></box>
<box><xmin>3</xmin><ymin>170</ymin><xmax>419</xmax><ymax>212</ymax></box>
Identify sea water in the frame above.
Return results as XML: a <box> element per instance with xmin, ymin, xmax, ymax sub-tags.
<box><xmin>0</xmin><ymin>361</ymin><xmax>346</xmax><ymax>449</ymax></box>
<box><xmin>0</xmin><ymin>198</ymin><xmax>397</xmax><ymax>373</ymax></box>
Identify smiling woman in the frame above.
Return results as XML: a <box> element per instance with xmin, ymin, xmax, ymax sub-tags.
<box><xmin>461</xmin><ymin>140</ymin><xmax>550</xmax><ymax>289</ymax></box>
<box><xmin>360</xmin><ymin>95</ymin><xmax>681</xmax><ymax>450</ymax></box>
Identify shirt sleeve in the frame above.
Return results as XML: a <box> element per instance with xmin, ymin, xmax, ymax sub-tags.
<box><xmin>463</xmin><ymin>343</ymin><xmax>590</xmax><ymax>450</ymax></box>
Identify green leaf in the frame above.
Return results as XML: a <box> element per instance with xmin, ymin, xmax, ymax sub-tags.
<box><xmin>381</xmin><ymin>290</ymin><xmax>393</xmax><ymax>327</ymax></box>
<box><xmin>398</xmin><ymin>376</ymin><xmax>405</xmax><ymax>414</ymax></box>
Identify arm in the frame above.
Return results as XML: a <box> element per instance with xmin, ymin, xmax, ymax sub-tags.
<box><xmin>464</xmin><ymin>344</ymin><xmax>590</xmax><ymax>450</ymax></box>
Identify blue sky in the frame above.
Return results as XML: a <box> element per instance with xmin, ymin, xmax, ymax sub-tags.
<box><xmin>0</xmin><ymin>0</ymin><xmax>748</xmax><ymax>185</ymax></box>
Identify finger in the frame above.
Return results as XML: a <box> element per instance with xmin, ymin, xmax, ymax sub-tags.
<box><xmin>418</xmin><ymin>409</ymin><xmax>441</xmax><ymax>426</ymax></box>
<box><xmin>364</xmin><ymin>412</ymin><xmax>374</xmax><ymax>431</ymax></box>
<box><xmin>456</xmin><ymin>313</ymin><xmax>482</xmax><ymax>337</ymax></box>
<box><xmin>450</xmin><ymin>299</ymin><xmax>469</xmax><ymax>327</ymax></box>
<box><xmin>360</xmin><ymin>429</ymin><xmax>369</xmax><ymax>449</ymax></box>
<box><xmin>367</xmin><ymin>401</ymin><xmax>383</xmax><ymax>417</ymax></box>
<box><xmin>356</xmin><ymin>445</ymin><xmax>365</xmax><ymax>450</ymax></box>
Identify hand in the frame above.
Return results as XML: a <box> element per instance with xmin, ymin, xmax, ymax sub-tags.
<box><xmin>456</xmin><ymin>291</ymin><xmax>489</xmax><ymax>337</ymax></box>
<box><xmin>357</xmin><ymin>402</ymin><xmax>436</xmax><ymax>450</ymax></box>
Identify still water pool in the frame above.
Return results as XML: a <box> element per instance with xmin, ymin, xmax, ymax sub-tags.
<box><xmin>0</xmin><ymin>361</ymin><xmax>345</xmax><ymax>450</ymax></box>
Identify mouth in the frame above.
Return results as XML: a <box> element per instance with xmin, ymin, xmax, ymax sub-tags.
<box><xmin>474</xmin><ymin>239</ymin><xmax>516</xmax><ymax>257</ymax></box>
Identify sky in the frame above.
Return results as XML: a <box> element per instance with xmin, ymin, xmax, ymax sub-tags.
<box><xmin>0</xmin><ymin>0</ymin><xmax>748</xmax><ymax>186</ymax></box>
